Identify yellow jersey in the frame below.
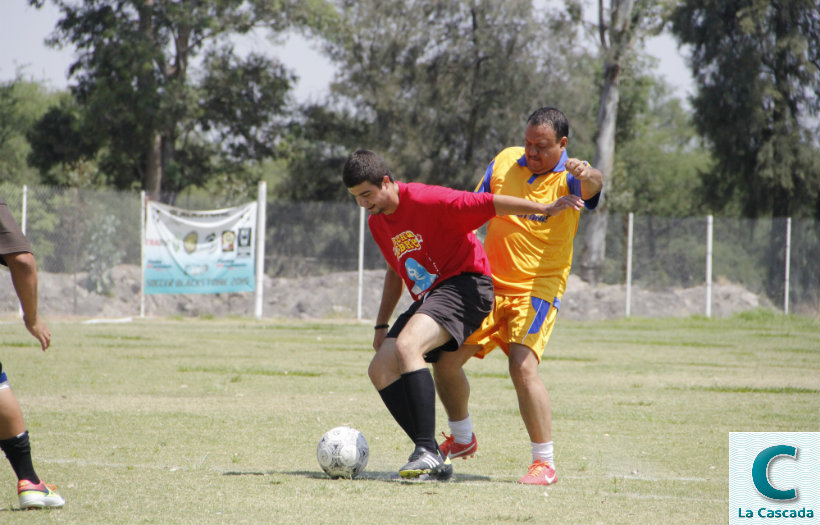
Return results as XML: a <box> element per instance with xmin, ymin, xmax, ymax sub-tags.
<box><xmin>476</xmin><ymin>147</ymin><xmax>599</xmax><ymax>301</ymax></box>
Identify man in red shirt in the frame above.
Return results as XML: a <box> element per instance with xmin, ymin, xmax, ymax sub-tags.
<box><xmin>343</xmin><ymin>149</ymin><xmax>583</xmax><ymax>480</ymax></box>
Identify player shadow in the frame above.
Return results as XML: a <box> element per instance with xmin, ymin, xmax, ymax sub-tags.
<box><xmin>0</xmin><ymin>506</ymin><xmax>62</xmax><ymax>512</ymax></box>
<box><xmin>283</xmin><ymin>469</ymin><xmax>493</xmax><ymax>483</ymax></box>
<box><xmin>221</xmin><ymin>470</ymin><xmax>276</xmax><ymax>476</ymax></box>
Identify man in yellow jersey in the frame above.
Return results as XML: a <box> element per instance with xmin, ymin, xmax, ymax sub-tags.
<box><xmin>432</xmin><ymin>106</ymin><xmax>603</xmax><ymax>485</ymax></box>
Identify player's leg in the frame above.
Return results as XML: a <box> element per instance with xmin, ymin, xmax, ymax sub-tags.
<box><xmin>393</xmin><ymin>312</ymin><xmax>452</xmax><ymax>374</ymax></box>
<box><xmin>394</xmin><ymin>312</ymin><xmax>456</xmax><ymax>479</ymax></box>
<box><xmin>369</xmin><ymin>306</ymin><xmax>453</xmax><ymax>480</ymax></box>
<box><xmin>504</xmin><ymin>296</ymin><xmax>560</xmax><ymax>485</ymax></box>
<box><xmin>370</xmin><ymin>308</ymin><xmax>449</xmax><ymax>448</ymax></box>
<box><xmin>433</xmin><ymin>344</ymin><xmax>480</xmax><ymax>459</ymax></box>
<box><xmin>432</xmin><ymin>343</ymin><xmax>478</xmax><ymax>422</ymax></box>
<box><xmin>434</xmin><ymin>293</ymin><xmax>501</xmax><ymax>460</ymax></box>
<box><xmin>368</xmin><ymin>337</ymin><xmax>403</xmax><ymax>390</ymax></box>
<box><xmin>371</xmin><ymin>337</ymin><xmax>418</xmax><ymax>440</ymax></box>
<box><xmin>0</xmin><ymin>377</ymin><xmax>26</xmax><ymax>439</ymax></box>
<box><xmin>509</xmin><ymin>343</ymin><xmax>557</xmax><ymax>485</ymax></box>
<box><xmin>508</xmin><ymin>343</ymin><xmax>552</xmax><ymax>444</ymax></box>
<box><xmin>0</xmin><ymin>372</ymin><xmax>64</xmax><ymax>508</ymax></box>
<box><xmin>398</xmin><ymin>274</ymin><xmax>492</xmax><ymax>480</ymax></box>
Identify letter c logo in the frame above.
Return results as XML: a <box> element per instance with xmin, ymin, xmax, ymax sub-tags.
<box><xmin>752</xmin><ymin>445</ymin><xmax>798</xmax><ymax>501</ymax></box>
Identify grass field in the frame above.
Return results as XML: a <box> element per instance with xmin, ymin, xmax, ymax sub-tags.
<box><xmin>0</xmin><ymin>310</ymin><xmax>817</xmax><ymax>524</ymax></box>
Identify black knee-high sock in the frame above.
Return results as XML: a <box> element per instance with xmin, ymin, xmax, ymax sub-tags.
<box><xmin>378</xmin><ymin>379</ymin><xmax>416</xmax><ymax>441</ymax></box>
<box><xmin>401</xmin><ymin>368</ymin><xmax>437</xmax><ymax>452</ymax></box>
<box><xmin>0</xmin><ymin>431</ymin><xmax>39</xmax><ymax>483</ymax></box>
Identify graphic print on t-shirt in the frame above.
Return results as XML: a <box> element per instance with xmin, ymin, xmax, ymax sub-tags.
<box><xmin>391</xmin><ymin>230</ymin><xmax>422</xmax><ymax>259</ymax></box>
<box><xmin>405</xmin><ymin>257</ymin><xmax>438</xmax><ymax>295</ymax></box>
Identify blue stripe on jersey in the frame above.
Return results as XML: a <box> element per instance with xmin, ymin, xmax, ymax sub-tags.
<box><xmin>0</xmin><ymin>371</ymin><xmax>7</xmax><ymax>383</ymax></box>
<box><xmin>476</xmin><ymin>160</ymin><xmax>495</xmax><ymax>193</ymax></box>
<box><xmin>526</xmin><ymin>296</ymin><xmax>562</xmax><ymax>335</ymax></box>
<box><xmin>527</xmin><ymin>297</ymin><xmax>550</xmax><ymax>334</ymax></box>
<box><xmin>551</xmin><ymin>150</ymin><xmax>568</xmax><ymax>173</ymax></box>
<box><xmin>567</xmin><ymin>172</ymin><xmax>582</xmax><ymax>196</ymax></box>
<box><xmin>567</xmin><ymin>171</ymin><xmax>601</xmax><ymax>210</ymax></box>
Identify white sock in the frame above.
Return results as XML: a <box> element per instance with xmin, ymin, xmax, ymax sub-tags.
<box><xmin>448</xmin><ymin>415</ymin><xmax>473</xmax><ymax>444</ymax></box>
<box><xmin>531</xmin><ymin>441</ymin><xmax>554</xmax><ymax>465</ymax></box>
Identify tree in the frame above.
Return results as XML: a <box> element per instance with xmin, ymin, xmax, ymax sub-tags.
<box><xmin>28</xmin><ymin>0</ymin><xmax>334</xmax><ymax>201</ymax></box>
<box><xmin>274</xmin><ymin>104</ymin><xmax>371</xmax><ymax>201</ymax></box>
<box><xmin>671</xmin><ymin>0</ymin><xmax>820</xmax><ymax>303</ymax></box>
<box><xmin>671</xmin><ymin>0</ymin><xmax>820</xmax><ymax>220</ymax></box>
<box><xmin>607</xmin><ymin>54</ymin><xmax>712</xmax><ymax>217</ymax></box>
<box><xmin>26</xmin><ymin>97</ymin><xmax>105</xmax><ymax>187</ymax></box>
<box><xmin>0</xmin><ymin>76</ymin><xmax>62</xmax><ymax>185</ymax></box>
<box><xmin>301</xmin><ymin>0</ymin><xmax>584</xmax><ymax>192</ymax></box>
<box><xmin>276</xmin><ymin>0</ymin><xmax>700</xmax><ymax>211</ymax></box>
<box><xmin>574</xmin><ymin>0</ymin><xmax>673</xmax><ymax>284</ymax></box>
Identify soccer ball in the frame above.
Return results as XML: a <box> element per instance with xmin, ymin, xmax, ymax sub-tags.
<box><xmin>316</xmin><ymin>426</ymin><xmax>369</xmax><ymax>479</ymax></box>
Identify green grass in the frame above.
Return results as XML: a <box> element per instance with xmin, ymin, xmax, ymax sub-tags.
<box><xmin>0</xmin><ymin>310</ymin><xmax>817</xmax><ymax>524</ymax></box>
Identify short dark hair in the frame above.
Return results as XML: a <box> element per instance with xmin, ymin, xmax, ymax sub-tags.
<box><xmin>342</xmin><ymin>149</ymin><xmax>394</xmax><ymax>188</ymax></box>
<box><xmin>527</xmin><ymin>107</ymin><xmax>569</xmax><ymax>141</ymax></box>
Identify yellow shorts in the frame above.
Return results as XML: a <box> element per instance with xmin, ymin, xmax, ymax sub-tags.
<box><xmin>464</xmin><ymin>295</ymin><xmax>560</xmax><ymax>363</ymax></box>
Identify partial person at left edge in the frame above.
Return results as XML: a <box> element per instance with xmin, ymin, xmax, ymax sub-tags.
<box><xmin>0</xmin><ymin>196</ymin><xmax>65</xmax><ymax>509</ymax></box>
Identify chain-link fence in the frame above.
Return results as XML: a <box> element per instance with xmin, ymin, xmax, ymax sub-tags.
<box><xmin>0</xmin><ymin>183</ymin><xmax>817</xmax><ymax>318</ymax></box>
<box><xmin>574</xmin><ymin>213</ymin><xmax>819</xmax><ymax>316</ymax></box>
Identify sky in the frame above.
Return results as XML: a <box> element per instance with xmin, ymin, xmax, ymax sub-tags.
<box><xmin>0</xmin><ymin>1</ymin><xmax>695</xmax><ymax>103</ymax></box>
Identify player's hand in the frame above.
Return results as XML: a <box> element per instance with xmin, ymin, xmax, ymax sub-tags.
<box><xmin>373</xmin><ymin>329</ymin><xmax>387</xmax><ymax>351</ymax></box>
<box><xmin>566</xmin><ymin>158</ymin><xmax>591</xmax><ymax>181</ymax></box>
<box><xmin>23</xmin><ymin>315</ymin><xmax>51</xmax><ymax>351</ymax></box>
<box><xmin>546</xmin><ymin>194</ymin><xmax>584</xmax><ymax>216</ymax></box>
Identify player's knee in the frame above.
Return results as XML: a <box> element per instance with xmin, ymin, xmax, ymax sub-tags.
<box><xmin>367</xmin><ymin>354</ymin><xmax>387</xmax><ymax>386</ymax></box>
<box><xmin>393</xmin><ymin>337</ymin><xmax>421</xmax><ymax>364</ymax></box>
<box><xmin>509</xmin><ymin>359</ymin><xmax>538</xmax><ymax>384</ymax></box>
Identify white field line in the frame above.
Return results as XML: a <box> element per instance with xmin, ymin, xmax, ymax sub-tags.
<box><xmin>595</xmin><ymin>490</ymin><xmax>724</xmax><ymax>503</ymax></box>
<box><xmin>567</xmin><ymin>473</ymin><xmax>717</xmax><ymax>482</ymax></box>
<box><xmin>81</xmin><ymin>317</ymin><xmax>134</xmax><ymax>324</ymax></box>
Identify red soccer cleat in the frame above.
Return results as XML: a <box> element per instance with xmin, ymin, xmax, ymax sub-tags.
<box><xmin>518</xmin><ymin>459</ymin><xmax>557</xmax><ymax>485</ymax></box>
<box><xmin>439</xmin><ymin>432</ymin><xmax>477</xmax><ymax>460</ymax></box>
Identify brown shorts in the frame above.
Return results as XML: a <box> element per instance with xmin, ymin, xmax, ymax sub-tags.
<box><xmin>0</xmin><ymin>197</ymin><xmax>31</xmax><ymax>266</ymax></box>
<box><xmin>386</xmin><ymin>273</ymin><xmax>494</xmax><ymax>363</ymax></box>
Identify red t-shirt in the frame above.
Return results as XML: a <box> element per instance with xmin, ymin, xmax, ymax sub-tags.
<box><xmin>368</xmin><ymin>182</ymin><xmax>496</xmax><ymax>301</ymax></box>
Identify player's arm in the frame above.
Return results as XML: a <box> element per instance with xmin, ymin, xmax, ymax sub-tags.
<box><xmin>492</xmin><ymin>194</ymin><xmax>583</xmax><ymax>218</ymax></box>
<box><xmin>5</xmin><ymin>251</ymin><xmax>51</xmax><ymax>351</ymax></box>
<box><xmin>373</xmin><ymin>266</ymin><xmax>403</xmax><ymax>351</ymax></box>
<box><xmin>565</xmin><ymin>158</ymin><xmax>603</xmax><ymax>200</ymax></box>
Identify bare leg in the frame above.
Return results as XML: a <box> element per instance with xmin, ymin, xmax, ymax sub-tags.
<box><xmin>368</xmin><ymin>313</ymin><xmax>452</xmax><ymax>390</ymax></box>
<box><xmin>508</xmin><ymin>343</ymin><xmax>551</xmax><ymax>444</ymax></box>
<box><xmin>432</xmin><ymin>344</ymin><xmax>480</xmax><ymax>422</ymax></box>
<box><xmin>0</xmin><ymin>386</ymin><xmax>26</xmax><ymax>440</ymax></box>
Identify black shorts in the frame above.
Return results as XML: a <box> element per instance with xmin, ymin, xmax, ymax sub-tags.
<box><xmin>386</xmin><ymin>273</ymin><xmax>494</xmax><ymax>363</ymax></box>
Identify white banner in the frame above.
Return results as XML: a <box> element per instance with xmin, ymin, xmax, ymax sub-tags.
<box><xmin>143</xmin><ymin>201</ymin><xmax>257</xmax><ymax>295</ymax></box>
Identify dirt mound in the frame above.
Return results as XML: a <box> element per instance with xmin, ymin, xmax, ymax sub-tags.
<box><xmin>0</xmin><ymin>265</ymin><xmax>770</xmax><ymax>320</ymax></box>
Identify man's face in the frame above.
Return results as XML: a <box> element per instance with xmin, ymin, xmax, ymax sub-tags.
<box><xmin>347</xmin><ymin>178</ymin><xmax>393</xmax><ymax>215</ymax></box>
<box><xmin>524</xmin><ymin>124</ymin><xmax>567</xmax><ymax>175</ymax></box>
